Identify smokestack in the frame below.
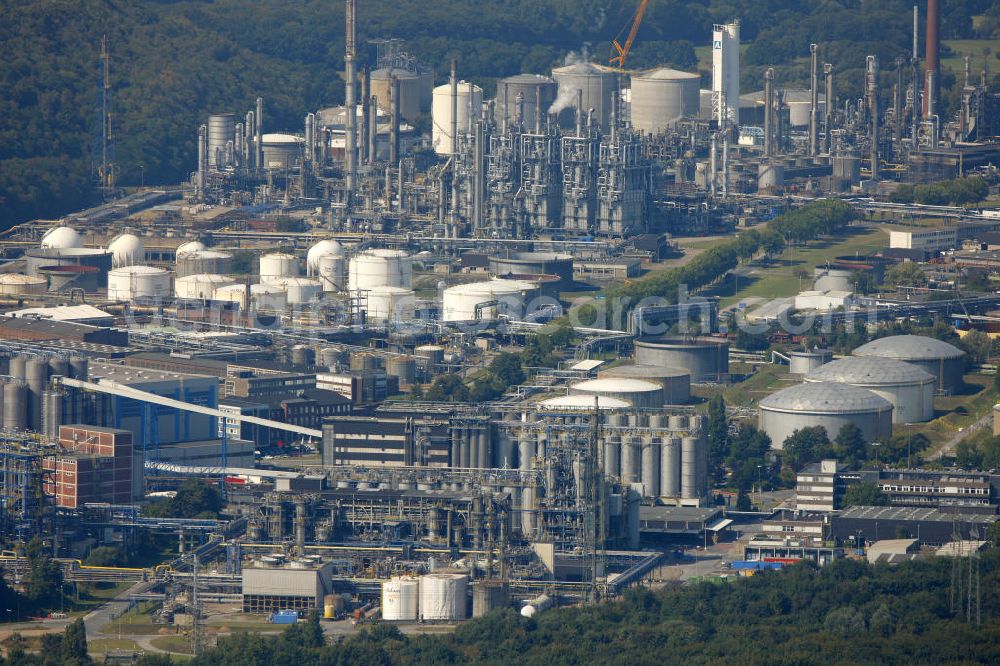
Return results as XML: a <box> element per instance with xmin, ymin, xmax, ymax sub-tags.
<box><xmin>305</xmin><ymin>113</ymin><xmax>315</xmax><ymax>163</ymax></box>
<box><xmin>867</xmin><ymin>55</ymin><xmax>880</xmax><ymax>181</ymax></box>
<box><xmin>360</xmin><ymin>67</ymin><xmax>370</xmax><ymax>164</ymax></box>
<box><xmin>234</xmin><ymin>123</ymin><xmax>243</xmax><ymax>167</ymax></box>
<box><xmin>535</xmin><ymin>86</ymin><xmax>542</xmax><ymax>134</ymax></box>
<box><xmin>390</xmin><ymin>76</ymin><xmax>400</xmax><ymax>165</ymax></box>
<box><xmin>924</xmin><ymin>0</ymin><xmax>939</xmax><ymax>116</ymax></box>
<box><xmin>912</xmin><ymin>5</ymin><xmax>921</xmax><ymax>147</ymax></box>
<box><xmin>823</xmin><ymin>64</ymin><xmax>833</xmax><ymax>153</ymax></box>
<box><xmin>255</xmin><ymin>97</ymin><xmax>263</xmax><ymax>169</ymax></box>
<box><xmin>197</xmin><ymin>124</ymin><xmax>207</xmax><ymax>199</ymax></box>
<box><xmin>450</xmin><ymin>59</ymin><xmax>458</xmax><ymax>155</ymax></box>
<box><xmin>344</xmin><ymin>0</ymin><xmax>357</xmax><ymax>203</ymax></box>
<box><xmin>473</xmin><ymin>121</ymin><xmax>484</xmax><ymax>233</ymax></box>
<box><xmin>245</xmin><ymin>111</ymin><xmax>254</xmax><ymax>168</ymax></box>
<box><xmin>763</xmin><ymin>68</ymin><xmax>774</xmax><ymax>158</ymax></box>
<box><xmin>368</xmin><ymin>95</ymin><xmax>378</xmax><ymax>164</ymax></box>
<box><xmin>576</xmin><ymin>89</ymin><xmax>584</xmax><ymax>137</ymax></box>
<box><xmin>809</xmin><ymin>44</ymin><xmax>819</xmax><ymax>156</ymax></box>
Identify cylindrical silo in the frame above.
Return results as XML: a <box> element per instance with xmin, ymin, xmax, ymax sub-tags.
<box><xmin>605</xmin><ymin>435</ymin><xmax>620</xmax><ymax>478</ymax></box>
<box><xmin>498</xmin><ymin>74</ymin><xmax>557</xmax><ymax>127</ymax></box>
<box><xmin>259</xmin><ymin>253</ymin><xmax>300</xmax><ymax>282</ymax></box>
<box><xmin>3</xmin><ymin>381</ymin><xmax>27</xmax><ymax>431</ymax></box>
<box><xmin>789</xmin><ymin>349</ymin><xmax>833</xmax><ymax>375</ymax></box>
<box><xmin>175</xmin><ymin>274</ymin><xmax>237</xmax><ymax>300</ymax></box>
<box><xmin>551</xmin><ymin>62</ymin><xmax>617</xmax><ymax>130</ymax></box>
<box><xmin>634</xmin><ymin>336</ymin><xmax>730</xmax><ymax>383</ymax></box>
<box><xmin>267</xmin><ymin>277</ymin><xmax>323</xmax><ymax>305</ymax></box>
<box><xmin>661</xmin><ymin>437</ymin><xmax>681</xmax><ymax>497</ymax></box>
<box><xmin>48</xmin><ymin>356</ymin><xmax>68</xmax><ymax>379</ymax></box>
<box><xmin>43</xmin><ymin>390</ymin><xmax>62</xmax><ymax>439</ymax></box>
<box><xmin>370</xmin><ymin>67</ymin><xmax>433</xmax><ymax>121</ymax></box>
<box><xmin>348</xmin><ymin>249</ymin><xmax>413</xmax><ymax>292</ymax></box>
<box><xmin>364</xmin><ymin>286</ymin><xmax>415</xmax><ymax>322</ymax></box>
<box><xmin>681</xmin><ymin>437</ymin><xmax>699</xmax><ymax>499</ymax></box>
<box><xmin>641</xmin><ymin>439</ymin><xmax>660</xmax><ymax>497</ymax></box>
<box><xmin>107</xmin><ymin>266</ymin><xmax>172</xmax><ymax>301</ymax></box>
<box><xmin>25</xmin><ymin>358</ymin><xmax>48</xmax><ymax>432</ymax></box>
<box><xmin>432</xmin><ymin>82</ymin><xmax>483</xmax><ymax>155</ymax></box>
<box><xmin>208</xmin><ymin>113</ymin><xmax>236</xmax><ymax>170</ymax></box>
<box><xmin>69</xmin><ymin>356</ymin><xmax>89</xmax><ymax>381</ymax></box>
<box><xmin>472</xmin><ymin>581</ymin><xmax>509</xmax><ymax>618</ymax></box>
<box><xmin>382</xmin><ymin>576</ymin><xmax>420</xmax><ymax>621</ymax></box>
<box><xmin>630</xmin><ymin>68</ymin><xmax>700</xmax><ymax>135</ymax></box>
<box><xmin>176</xmin><ymin>250</ymin><xmax>233</xmax><ymax>278</ymax></box>
<box><xmin>9</xmin><ymin>356</ymin><xmax>25</xmax><ymax>381</ymax></box>
<box><xmin>386</xmin><ymin>355</ymin><xmax>417</xmax><ymax>385</ymax></box>
<box><xmin>621</xmin><ymin>437</ymin><xmax>639</xmax><ymax>484</ymax></box>
<box><xmin>290</xmin><ymin>345</ymin><xmax>315</xmax><ymax>367</ymax></box>
<box><xmin>316</xmin><ymin>253</ymin><xmax>346</xmax><ymax>292</ymax></box>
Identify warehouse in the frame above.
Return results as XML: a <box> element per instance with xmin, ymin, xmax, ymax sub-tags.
<box><xmin>242</xmin><ymin>558</ymin><xmax>337</xmax><ymax>613</ymax></box>
<box><xmin>831</xmin><ymin>506</ymin><xmax>999</xmax><ymax>546</ymax></box>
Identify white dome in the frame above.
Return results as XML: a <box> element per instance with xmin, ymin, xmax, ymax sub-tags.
<box><xmin>108</xmin><ymin>233</ymin><xmax>145</xmax><ymax>268</ymax></box>
<box><xmin>41</xmin><ymin>226</ymin><xmax>82</xmax><ymax>250</ymax></box>
<box><xmin>307</xmin><ymin>240</ymin><xmax>344</xmax><ymax>272</ymax></box>
<box><xmin>175</xmin><ymin>240</ymin><xmax>206</xmax><ymax>257</ymax></box>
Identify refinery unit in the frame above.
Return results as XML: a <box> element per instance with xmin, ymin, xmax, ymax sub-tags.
<box><xmin>1</xmin><ymin>0</ymin><xmax>1000</xmax><ymax>632</ymax></box>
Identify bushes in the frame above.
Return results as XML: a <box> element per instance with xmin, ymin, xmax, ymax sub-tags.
<box><xmin>891</xmin><ymin>178</ymin><xmax>989</xmax><ymax>206</ymax></box>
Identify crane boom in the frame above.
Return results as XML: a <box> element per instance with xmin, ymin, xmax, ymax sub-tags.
<box><xmin>610</xmin><ymin>0</ymin><xmax>650</xmax><ymax>69</ymax></box>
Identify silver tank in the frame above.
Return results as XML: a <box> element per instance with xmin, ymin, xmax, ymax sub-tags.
<box><xmin>634</xmin><ymin>336</ymin><xmax>730</xmax><ymax>383</ymax></box>
<box><xmin>9</xmin><ymin>355</ymin><xmax>25</xmax><ymax>380</ymax></box>
<box><xmin>25</xmin><ymin>358</ymin><xmax>49</xmax><ymax>431</ymax></box>
<box><xmin>605</xmin><ymin>436</ymin><xmax>620</xmax><ymax>478</ymax></box>
<box><xmin>681</xmin><ymin>437</ymin><xmax>699</xmax><ymax>499</ymax></box>
<box><xmin>48</xmin><ymin>356</ymin><xmax>69</xmax><ymax>378</ymax></box>
<box><xmin>69</xmin><ymin>356</ymin><xmax>89</xmax><ymax>380</ymax></box>
<box><xmin>661</xmin><ymin>437</ymin><xmax>681</xmax><ymax>497</ymax></box>
<box><xmin>621</xmin><ymin>437</ymin><xmax>639</xmax><ymax>484</ymax></box>
<box><xmin>291</xmin><ymin>345</ymin><xmax>315</xmax><ymax>367</ymax></box>
<box><xmin>208</xmin><ymin>113</ymin><xmax>236</xmax><ymax>170</ymax></box>
<box><xmin>551</xmin><ymin>62</ymin><xmax>617</xmax><ymax>129</ymax></box>
<box><xmin>640</xmin><ymin>439</ymin><xmax>660</xmax><ymax>497</ymax></box>
<box><xmin>386</xmin><ymin>355</ymin><xmax>417</xmax><ymax>385</ymax></box>
<box><xmin>43</xmin><ymin>390</ymin><xmax>62</xmax><ymax>439</ymax></box>
<box><xmin>3</xmin><ymin>380</ymin><xmax>27</xmax><ymax>430</ymax></box>
<box><xmin>498</xmin><ymin>74</ymin><xmax>557</xmax><ymax>127</ymax></box>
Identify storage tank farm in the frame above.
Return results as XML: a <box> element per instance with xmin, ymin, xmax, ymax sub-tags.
<box><xmin>804</xmin><ymin>356</ymin><xmax>935</xmax><ymax>423</ymax></box>
<box><xmin>759</xmin><ymin>381</ymin><xmax>893</xmax><ymax>449</ymax></box>
<box><xmin>851</xmin><ymin>335</ymin><xmax>966</xmax><ymax>395</ymax></box>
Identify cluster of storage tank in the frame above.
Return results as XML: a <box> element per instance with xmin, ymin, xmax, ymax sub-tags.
<box><xmin>2</xmin><ymin>354</ymin><xmax>89</xmax><ymax>436</ymax></box>
<box><xmin>348</xmin><ymin>249</ymin><xmax>415</xmax><ymax>323</ymax></box>
<box><xmin>381</xmin><ymin>572</ymin><xmax>468</xmax><ymax>621</ymax></box>
<box><xmin>758</xmin><ymin>335</ymin><xmax>966</xmax><ymax>449</ymax></box>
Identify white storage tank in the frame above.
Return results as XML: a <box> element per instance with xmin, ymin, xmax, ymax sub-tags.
<box><xmin>630</xmin><ymin>68</ymin><xmax>700</xmax><ymax>135</ymax></box>
<box><xmin>804</xmin><ymin>356</ymin><xmax>936</xmax><ymax>423</ymax></box>
<box><xmin>0</xmin><ymin>274</ymin><xmax>47</xmax><ymax>297</ymax></box>
<box><xmin>759</xmin><ymin>382</ymin><xmax>893</xmax><ymax>450</ymax></box>
<box><xmin>316</xmin><ymin>254</ymin><xmax>346</xmax><ymax>292</ymax></box>
<box><xmin>107</xmin><ymin>266</ymin><xmax>171</xmax><ymax>301</ymax></box>
<box><xmin>382</xmin><ymin>576</ymin><xmax>420</xmax><ymax>621</ymax></box>
<box><xmin>41</xmin><ymin>226</ymin><xmax>82</xmax><ymax>250</ymax></box>
<box><xmin>570</xmin><ymin>378</ymin><xmax>663</xmax><ymax>410</ymax></box>
<box><xmin>306</xmin><ymin>240</ymin><xmax>344</xmax><ymax>274</ymax></box>
<box><xmin>175</xmin><ymin>240</ymin><xmax>206</xmax><ymax>258</ymax></box>
<box><xmin>213</xmin><ymin>283</ymin><xmax>288</xmax><ymax>310</ymax></box>
<box><xmin>365</xmin><ymin>286</ymin><xmax>415</xmax><ymax>322</ymax></box>
<box><xmin>432</xmin><ymin>82</ymin><xmax>484</xmax><ymax>155</ymax></box>
<box><xmin>348</xmin><ymin>249</ymin><xmax>412</xmax><ymax>292</ymax></box>
<box><xmin>259</xmin><ymin>253</ymin><xmax>300</xmax><ymax>282</ymax></box>
<box><xmin>789</xmin><ymin>349</ymin><xmax>833</xmax><ymax>375</ymax></box>
<box><xmin>266</xmin><ymin>277</ymin><xmax>323</xmax><ymax>305</ymax></box>
<box><xmin>598</xmin><ymin>364</ymin><xmax>691</xmax><ymax>404</ymax></box>
<box><xmin>419</xmin><ymin>572</ymin><xmax>468</xmax><ymax>621</ymax></box>
<box><xmin>442</xmin><ymin>279</ymin><xmax>536</xmax><ymax>322</ymax></box>
<box><xmin>537</xmin><ymin>395</ymin><xmax>632</xmax><ymax>411</ymax></box>
<box><xmin>174</xmin><ymin>274</ymin><xmax>236</xmax><ymax>300</ymax></box>
<box><xmin>107</xmin><ymin>233</ymin><xmax>145</xmax><ymax>268</ymax></box>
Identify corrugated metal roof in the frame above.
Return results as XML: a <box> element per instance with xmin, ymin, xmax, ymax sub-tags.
<box><xmin>853</xmin><ymin>335</ymin><xmax>964</xmax><ymax>361</ymax></box>
<box><xmin>805</xmin><ymin>356</ymin><xmax>935</xmax><ymax>386</ymax></box>
<box><xmin>760</xmin><ymin>381</ymin><xmax>892</xmax><ymax>413</ymax></box>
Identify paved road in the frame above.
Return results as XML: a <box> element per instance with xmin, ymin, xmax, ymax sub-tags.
<box><xmin>84</xmin><ymin>580</ymin><xmax>156</xmax><ymax>638</ymax></box>
<box><xmin>932</xmin><ymin>411</ymin><xmax>992</xmax><ymax>460</ymax></box>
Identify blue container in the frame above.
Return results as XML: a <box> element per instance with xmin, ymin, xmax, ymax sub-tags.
<box><xmin>270</xmin><ymin>610</ymin><xmax>299</xmax><ymax>624</ymax></box>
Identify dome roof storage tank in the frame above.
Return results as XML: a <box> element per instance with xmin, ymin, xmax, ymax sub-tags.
<box><xmin>759</xmin><ymin>382</ymin><xmax>893</xmax><ymax>450</ymax></box>
<box><xmin>348</xmin><ymin>249</ymin><xmax>412</xmax><ymax>292</ymax></box>
<box><xmin>804</xmin><ymin>356</ymin><xmax>935</xmax><ymax>423</ymax></box>
<box><xmin>108</xmin><ymin>233</ymin><xmax>145</xmax><ymax>268</ymax></box>
<box><xmin>537</xmin><ymin>395</ymin><xmax>633</xmax><ymax>411</ymax></box>
<box><xmin>432</xmin><ymin>81</ymin><xmax>484</xmax><ymax>155</ymax></box>
<box><xmin>488</xmin><ymin>251</ymin><xmax>573</xmax><ymax>288</ymax></box>
<box><xmin>551</xmin><ymin>62</ymin><xmax>617</xmax><ymax>130</ymax></box>
<box><xmin>306</xmin><ymin>240</ymin><xmax>344</xmax><ymax>274</ymax></box>
<box><xmin>852</xmin><ymin>335</ymin><xmax>965</xmax><ymax>395</ymax></box>
<box><xmin>441</xmin><ymin>279</ymin><xmax>537</xmax><ymax>322</ymax></box>
<box><xmin>633</xmin><ymin>336</ymin><xmax>729</xmax><ymax>383</ymax></box>
<box><xmin>598</xmin><ymin>363</ymin><xmax>691</xmax><ymax>404</ymax></box>
<box><xmin>107</xmin><ymin>266</ymin><xmax>171</xmax><ymax>301</ymax></box>
<box><xmin>41</xmin><ymin>226</ymin><xmax>82</xmax><ymax>250</ymax></box>
<box><xmin>175</xmin><ymin>240</ymin><xmax>207</xmax><ymax>258</ymax></box>
<box><xmin>570</xmin><ymin>378</ymin><xmax>664</xmax><ymax>410</ymax></box>
<box><xmin>259</xmin><ymin>252</ymin><xmax>300</xmax><ymax>283</ymax></box>
<box><xmin>630</xmin><ymin>68</ymin><xmax>700</xmax><ymax>135</ymax></box>
<box><xmin>498</xmin><ymin>74</ymin><xmax>558</xmax><ymax>127</ymax></box>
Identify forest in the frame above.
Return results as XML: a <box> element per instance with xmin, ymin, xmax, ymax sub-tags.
<box><xmin>0</xmin><ymin>1</ymin><xmax>995</xmax><ymax>227</ymax></box>
<box><xmin>9</xmin><ymin>551</ymin><xmax>997</xmax><ymax>665</ymax></box>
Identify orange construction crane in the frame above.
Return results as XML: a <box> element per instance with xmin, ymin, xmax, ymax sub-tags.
<box><xmin>610</xmin><ymin>0</ymin><xmax>650</xmax><ymax>69</ymax></box>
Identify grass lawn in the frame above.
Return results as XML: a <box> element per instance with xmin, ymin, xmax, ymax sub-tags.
<box><xmin>66</xmin><ymin>582</ymin><xmax>133</xmax><ymax>617</ymax></box>
<box><xmin>89</xmin><ymin>637</ymin><xmax>141</xmax><ymax>656</ymax></box>
<box><xmin>693</xmin><ymin>363</ymin><xmax>793</xmax><ymax>409</ymax></box>
<box><xmin>887</xmin><ymin>374</ymin><xmax>997</xmax><ymax>455</ymax></box>
<box><xmin>150</xmin><ymin>635</ymin><xmax>196</xmax><ymax>655</ymax></box>
<box><xmin>942</xmin><ymin>39</ymin><xmax>1000</xmax><ymax>74</ymax></box>
<box><xmin>703</xmin><ymin>225</ymin><xmax>888</xmax><ymax>308</ymax></box>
